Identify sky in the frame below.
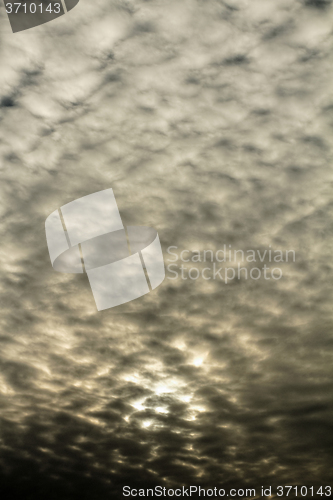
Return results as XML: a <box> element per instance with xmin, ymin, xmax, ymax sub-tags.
<box><xmin>0</xmin><ymin>0</ymin><xmax>333</xmax><ymax>498</ymax></box>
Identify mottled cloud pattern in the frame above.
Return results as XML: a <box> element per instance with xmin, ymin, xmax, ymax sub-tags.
<box><xmin>0</xmin><ymin>0</ymin><xmax>332</xmax><ymax>498</ymax></box>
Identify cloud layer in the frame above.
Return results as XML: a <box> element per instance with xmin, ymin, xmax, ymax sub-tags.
<box><xmin>0</xmin><ymin>0</ymin><xmax>333</xmax><ymax>498</ymax></box>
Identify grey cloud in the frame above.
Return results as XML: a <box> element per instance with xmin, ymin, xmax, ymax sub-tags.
<box><xmin>0</xmin><ymin>0</ymin><xmax>333</xmax><ymax>498</ymax></box>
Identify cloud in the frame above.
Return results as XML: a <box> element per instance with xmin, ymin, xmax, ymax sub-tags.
<box><xmin>0</xmin><ymin>0</ymin><xmax>333</xmax><ymax>498</ymax></box>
